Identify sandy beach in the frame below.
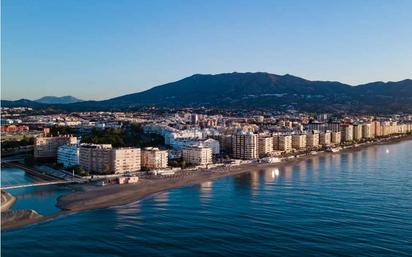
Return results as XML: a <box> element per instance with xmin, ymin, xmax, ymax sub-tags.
<box><xmin>2</xmin><ymin>135</ymin><xmax>411</xmax><ymax>231</ymax></box>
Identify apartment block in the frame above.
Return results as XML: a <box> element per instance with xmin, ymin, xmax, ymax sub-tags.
<box><xmin>111</xmin><ymin>148</ymin><xmax>141</xmax><ymax>174</ymax></box>
<box><xmin>34</xmin><ymin>136</ymin><xmax>77</xmax><ymax>159</ymax></box>
<box><xmin>353</xmin><ymin>124</ymin><xmax>363</xmax><ymax>141</ymax></box>
<box><xmin>79</xmin><ymin>144</ymin><xmax>113</xmax><ymax>174</ymax></box>
<box><xmin>292</xmin><ymin>134</ymin><xmax>306</xmax><ymax>149</ymax></box>
<box><xmin>341</xmin><ymin>124</ymin><xmax>353</xmax><ymax>142</ymax></box>
<box><xmin>278</xmin><ymin>135</ymin><xmax>292</xmax><ymax>152</ymax></box>
<box><xmin>141</xmin><ymin>147</ymin><xmax>168</xmax><ymax>170</ymax></box>
<box><xmin>57</xmin><ymin>144</ymin><xmax>79</xmax><ymax>168</ymax></box>
<box><xmin>182</xmin><ymin>146</ymin><xmax>212</xmax><ymax>165</ymax></box>
<box><xmin>232</xmin><ymin>131</ymin><xmax>258</xmax><ymax>159</ymax></box>
<box><xmin>307</xmin><ymin>133</ymin><xmax>320</xmax><ymax>148</ymax></box>
<box><xmin>362</xmin><ymin>123</ymin><xmax>374</xmax><ymax>139</ymax></box>
<box><xmin>319</xmin><ymin>132</ymin><xmax>331</xmax><ymax>146</ymax></box>
<box><xmin>79</xmin><ymin>144</ymin><xmax>141</xmax><ymax>174</ymax></box>
<box><xmin>258</xmin><ymin>136</ymin><xmax>273</xmax><ymax>157</ymax></box>
<box><xmin>331</xmin><ymin>131</ymin><xmax>341</xmax><ymax>145</ymax></box>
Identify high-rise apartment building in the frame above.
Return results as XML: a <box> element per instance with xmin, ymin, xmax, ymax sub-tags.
<box><xmin>307</xmin><ymin>132</ymin><xmax>320</xmax><ymax>148</ymax></box>
<box><xmin>292</xmin><ymin>134</ymin><xmax>306</xmax><ymax>149</ymax></box>
<box><xmin>231</xmin><ymin>131</ymin><xmax>258</xmax><ymax>159</ymax></box>
<box><xmin>258</xmin><ymin>136</ymin><xmax>273</xmax><ymax>157</ymax></box>
<box><xmin>319</xmin><ymin>132</ymin><xmax>331</xmax><ymax>146</ymax></box>
<box><xmin>278</xmin><ymin>135</ymin><xmax>292</xmax><ymax>152</ymax></box>
<box><xmin>331</xmin><ymin>131</ymin><xmax>341</xmax><ymax>145</ymax></box>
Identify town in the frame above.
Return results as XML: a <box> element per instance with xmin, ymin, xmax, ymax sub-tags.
<box><xmin>2</xmin><ymin>107</ymin><xmax>412</xmax><ymax>187</ymax></box>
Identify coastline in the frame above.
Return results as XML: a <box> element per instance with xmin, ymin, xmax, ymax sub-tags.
<box><xmin>2</xmin><ymin>135</ymin><xmax>412</xmax><ymax>231</ymax></box>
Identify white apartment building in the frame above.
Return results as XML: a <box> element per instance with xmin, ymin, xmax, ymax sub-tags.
<box><xmin>57</xmin><ymin>144</ymin><xmax>79</xmax><ymax>168</ymax></box>
<box><xmin>182</xmin><ymin>146</ymin><xmax>213</xmax><ymax>166</ymax></box>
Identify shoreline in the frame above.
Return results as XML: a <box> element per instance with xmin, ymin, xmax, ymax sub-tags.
<box><xmin>2</xmin><ymin>135</ymin><xmax>412</xmax><ymax>231</ymax></box>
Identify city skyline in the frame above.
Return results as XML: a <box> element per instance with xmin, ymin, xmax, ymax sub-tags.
<box><xmin>2</xmin><ymin>0</ymin><xmax>412</xmax><ymax>100</ymax></box>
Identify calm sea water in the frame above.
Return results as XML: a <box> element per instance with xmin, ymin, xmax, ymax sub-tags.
<box><xmin>2</xmin><ymin>140</ymin><xmax>412</xmax><ymax>257</ymax></box>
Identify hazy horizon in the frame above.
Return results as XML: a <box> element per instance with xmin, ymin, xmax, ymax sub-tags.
<box><xmin>2</xmin><ymin>0</ymin><xmax>412</xmax><ymax>100</ymax></box>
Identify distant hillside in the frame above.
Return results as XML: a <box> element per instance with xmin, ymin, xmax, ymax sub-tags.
<box><xmin>2</xmin><ymin>73</ymin><xmax>412</xmax><ymax>113</ymax></box>
<box><xmin>35</xmin><ymin>96</ymin><xmax>83</xmax><ymax>104</ymax></box>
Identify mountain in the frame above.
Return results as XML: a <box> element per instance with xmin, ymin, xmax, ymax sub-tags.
<box><xmin>35</xmin><ymin>96</ymin><xmax>83</xmax><ymax>104</ymax></box>
<box><xmin>2</xmin><ymin>73</ymin><xmax>412</xmax><ymax>113</ymax></box>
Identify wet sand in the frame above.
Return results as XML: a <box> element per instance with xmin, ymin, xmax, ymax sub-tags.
<box><xmin>3</xmin><ymin>135</ymin><xmax>411</xmax><ymax>231</ymax></box>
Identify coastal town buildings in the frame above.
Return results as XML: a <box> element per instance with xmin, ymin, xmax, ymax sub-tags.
<box><xmin>182</xmin><ymin>146</ymin><xmax>213</xmax><ymax>165</ymax></box>
<box><xmin>141</xmin><ymin>147</ymin><xmax>168</xmax><ymax>170</ymax></box>
<box><xmin>34</xmin><ymin>136</ymin><xmax>77</xmax><ymax>159</ymax></box>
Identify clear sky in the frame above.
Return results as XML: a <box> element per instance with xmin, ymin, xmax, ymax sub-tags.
<box><xmin>2</xmin><ymin>0</ymin><xmax>412</xmax><ymax>100</ymax></box>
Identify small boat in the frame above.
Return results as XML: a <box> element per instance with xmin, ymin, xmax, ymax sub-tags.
<box><xmin>326</xmin><ymin>147</ymin><xmax>340</xmax><ymax>153</ymax></box>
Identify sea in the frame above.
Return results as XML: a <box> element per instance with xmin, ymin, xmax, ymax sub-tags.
<box><xmin>1</xmin><ymin>140</ymin><xmax>412</xmax><ymax>257</ymax></box>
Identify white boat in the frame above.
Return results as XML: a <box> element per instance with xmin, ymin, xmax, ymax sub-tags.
<box><xmin>327</xmin><ymin>147</ymin><xmax>340</xmax><ymax>153</ymax></box>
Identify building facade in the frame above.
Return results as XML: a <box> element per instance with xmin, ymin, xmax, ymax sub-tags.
<box><xmin>182</xmin><ymin>146</ymin><xmax>213</xmax><ymax>165</ymax></box>
<box><xmin>34</xmin><ymin>136</ymin><xmax>77</xmax><ymax>159</ymax></box>
<box><xmin>57</xmin><ymin>144</ymin><xmax>79</xmax><ymax>168</ymax></box>
<box><xmin>231</xmin><ymin>131</ymin><xmax>258</xmax><ymax>160</ymax></box>
<box><xmin>141</xmin><ymin>147</ymin><xmax>168</xmax><ymax>170</ymax></box>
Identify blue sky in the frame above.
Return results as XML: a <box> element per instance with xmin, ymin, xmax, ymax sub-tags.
<box><xmin>2</xmin><ymin>0</ymin><xmax>412</xmax><ymax>100</ymax></box>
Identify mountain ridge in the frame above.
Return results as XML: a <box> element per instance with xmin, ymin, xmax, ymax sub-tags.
<box><xmin>2</xmin><ymin>72</ymin><xmax>411</xmax><ymax>113</ymax></box>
